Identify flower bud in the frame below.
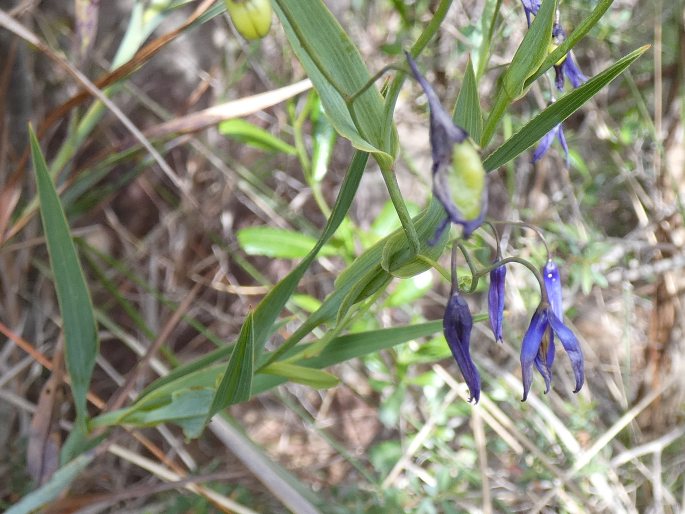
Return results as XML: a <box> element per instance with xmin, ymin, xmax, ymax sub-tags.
<box><xmin>225</xmin><ymin>0</ymin><xmax>272</xmax><ymax>40</ymax></box>
<box><xmin>488</xmin><ymin>264</ymin><xmax>506</xmax><ymax>343</ymax></box>
<box><xmin>443</xmin><ymin>292</ymin><xmax>480</xmax><ymax>403</ymax></box>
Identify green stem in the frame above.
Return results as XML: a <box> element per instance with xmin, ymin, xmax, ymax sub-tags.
<box><xmin>380</xmin><ymin>164</ymin><xmax>420</xmax><ymax>255</ymax></box>
<box><xmin>455</xmin><ymin>240</ymin><xmax>547</xmax><ymax>302</ymax></box>
<box><xmin>455</xmin><ymin>241</ymin><xmax>480</xmax><ymax>294</ymax></box>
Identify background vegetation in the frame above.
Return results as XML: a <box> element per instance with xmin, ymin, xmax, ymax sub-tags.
<box><xmin>0</xmin><ymin>0</ymin><xmax>683</xmax><ymax>512</ymax></box>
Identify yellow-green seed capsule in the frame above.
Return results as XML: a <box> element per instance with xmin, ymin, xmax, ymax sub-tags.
<box><xmin>225</xmin><ymin>0</ymin><xmax>272</xmax><ymax>40</ymax></box>
<box><xmin>447</xmin><ymin>142</ymin><xmax>486</xmax><ymax>221</ymax></box>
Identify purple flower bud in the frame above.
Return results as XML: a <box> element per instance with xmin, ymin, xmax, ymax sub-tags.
<box><xmin>443</xmin><ymin>292</ymin><xmax>481</xmax><ymax>403</ymax></box>
<box><xmin>488</xmin><ymin>264</ymin><xmax>506</xmax><ymax>343</ymax></box>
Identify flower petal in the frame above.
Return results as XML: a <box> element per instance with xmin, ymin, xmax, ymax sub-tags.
<box><xmin>443</xmin><ymin>292</ymin><xmax>481</xmax><ymax>403</ymax></box>
<box><xmin>534</xmin><ymin>328</ymin><xmax>553</xmax><ymax>393</ymax></box>
<box><xmin>543</xmin><ymin>259</ymin><xmax>563</xmax><ymax>319</ymax></box>
<box><xmin>520</xmin><ymin>307</ymin><xmax>548</xmax><ymax>401</ymax></box>
<box><xmin>488</xmin><ymin>264</ymin><xmax>506</xmax><ymax>343</ymax></box>
<box><xmin>533</xmin><ymin>126</ymin><xmax>557</xmax><ymax>162</ymax></box>
<box><xmin>563</xmin><ymin>53</ymin><xmax>588</xmax><ymax>88</ymax></box>
<box><xmin>557</xmin><ymin>124</ymin><xmax>570</xmax><ymax>166</ymax></box>
<box><xmin>548</xmin><ymin>311</ymin><xmax>585</xmax><ymax>393</ymax></box>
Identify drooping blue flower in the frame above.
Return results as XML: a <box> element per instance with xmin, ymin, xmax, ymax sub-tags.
<box><xmin>534</xmin><ymin>259</ymin><xmax>563</xmax><ymax>389</ymax></box>
<box><xmin>520</xmin><ymin>304</ymin><xmax>584</xmax><ymax>401</ymax></box>
<box><xmin>443</xmin><ymin>291</ymin><xmax>481</xmax><ymax>403</ymax></box>
<box><xmin>406</xmin><ymin>52</ymin><xmax>487</xmax><ymax>242</ymax></box>
<box><xmin>552</xmin><ymin>24</ymin><xmax>588</xmax><ymax>91</ymax></box>
<box><xmin>533</xmin><ymin>121</ymin><xmax>569</xmax><ymax>165</ymax></box>
<box><xmin>488</xmin><ymin>264</ymin><xmax>506</xmax><ymax>343</ymax></box>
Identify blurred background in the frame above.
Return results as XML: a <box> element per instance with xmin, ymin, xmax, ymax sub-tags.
<box><xmin>1</xmin><ymin>0</ymin><xmax>684</xmax><ymax>512</ymax></box>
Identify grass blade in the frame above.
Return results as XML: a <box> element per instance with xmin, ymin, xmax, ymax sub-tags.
<box><xmin>29</xmin><ymin>127</ymin><xmax>99</xmax><ymax>432</ymax></box>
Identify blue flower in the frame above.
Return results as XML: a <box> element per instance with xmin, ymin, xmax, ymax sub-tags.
<box><xmin>534</xmin><ymin>259</ymin><xmax>563</xmax><ymax>389</ymax></box>
<box><xmin>488</xmin><ymin>264</ymin><xmax>506</xmax><ymax>343</ymax></box>
<box><xmin>520</xmin><ymin>304</ymin><xmax>584</xmax><ymax>401</ymax></box>
<box><xmin>552</xmin><ymin>24</ymin><xmax>588</xmax><ymax>91</ymax></box>
<box><xmin>443</xmin><ymin>291</ymin><xmax>481</xmax><ymax>403</ymax></box>
<box><xmin>533</xmin><ymin>120</ymin><xmax>569</xmax><ymax>165</ymax></box>
<box><xmin>405</xmin><ymin>52</ymin><xmax>487</xmax><ymax>242</ymax></box>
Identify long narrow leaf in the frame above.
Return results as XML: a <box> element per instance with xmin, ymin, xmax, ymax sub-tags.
<box><xmin>29</xmin><ymin>127</ymin><xmax>99</xmax><ymax>432</ymax></box>
<box><xmin>483</xmin><ymin>45</ymin><xmax>649</xmax><ymax>171</ymax></box>
<box><xmin>251</xmin><ymin>151</ymin><xmax>368</xmax><ymax>358</ymax></box>
<box><xmin>273</xmin><ymin>0</ymin><xmax>397</xmax><ymax>168</ymax></box>
<box><xmin>251</xmin><ymin>321</ymin><xmax>443</xmax><ymax>395</ymax></box>
<box><xmin>208</xmin><ymin>312</ymin><xmax>255</xmax><ymax>418</ymax></box>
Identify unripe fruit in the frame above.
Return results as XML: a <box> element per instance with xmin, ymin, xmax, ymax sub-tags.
<box><xmin>447</xmin><ymin>142</ymin><xmax>486</xmax><ymax>221</ymax></box>
<box><xmin>225</xmin><ymin>0</ymin><xmax>272</xmax><ymax>40</ymax></box>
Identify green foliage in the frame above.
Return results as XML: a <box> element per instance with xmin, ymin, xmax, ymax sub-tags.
<box><xmin>29</xmin><ymin>127</ymin><xmax>99</xmax><ymax>433</ymax></box>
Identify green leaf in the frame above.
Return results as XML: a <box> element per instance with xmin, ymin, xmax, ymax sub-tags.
<box><xmin>481</xmin><ymin>0</ymin><xmax>556</xmax><ymax>146</ymax></box>
<box><xmin>453</xmin><ymin>55</ymin><xmax>483</xmax><ymax>143</ymax></box>
<box><xmin>483</xmin><ymin>45</ymin><xmax>649</xmax><ymax>171</ymax></box>
<box><xmin>523</xmin><ymin>0</ymin><xmax>615</xmax><ymax>90</ymax></box>
<box><xmin>249</xmin><ymin>151</ymin><xmax>368</xmax><ymax>359</ymax></box>
<box><xmin>29</xmin><ymin>127</ymin><xmax>99</xmax><ymax>432</ymax></box>
<box><xmin>219</xmin><ymin>118</ymin><xmax>297</xmax><ymax>155</ymax></box>
<box><xmin>251</xmin><ymin>321</ymin><xmax>443</xmax><ymax>395</ymax></box>
<box><xmin>208</xmin><ymin>311</ymin><xmax>255</xmax><ymax>418</ymax></box>
<box><xmin>91</xmin><ymin>363</ymin><xmax>223</xmax><ymax>430</ymax></box>
<box><xmin>261</xmin><ymin>362</ymin><xmax>340</xmax><ymax>389</ymax></box>
<box><xmin>273</xmin><ymin>0</ymin><xmax>397</xmax><ymax>168</ymax></box>
<box><xmin>370</xmin><ymin>200</ymin><xmax>421</xmax><ymax>239</ymax></box>
<box><xmin>237</xmin><ymin>226</ymin><xmax>337</xmax><ymax>259</ymax></box>
<box><xmin>127</xmin><ymin>388</ymin><xmax>213</xmax><ymax>440</ymax></box>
